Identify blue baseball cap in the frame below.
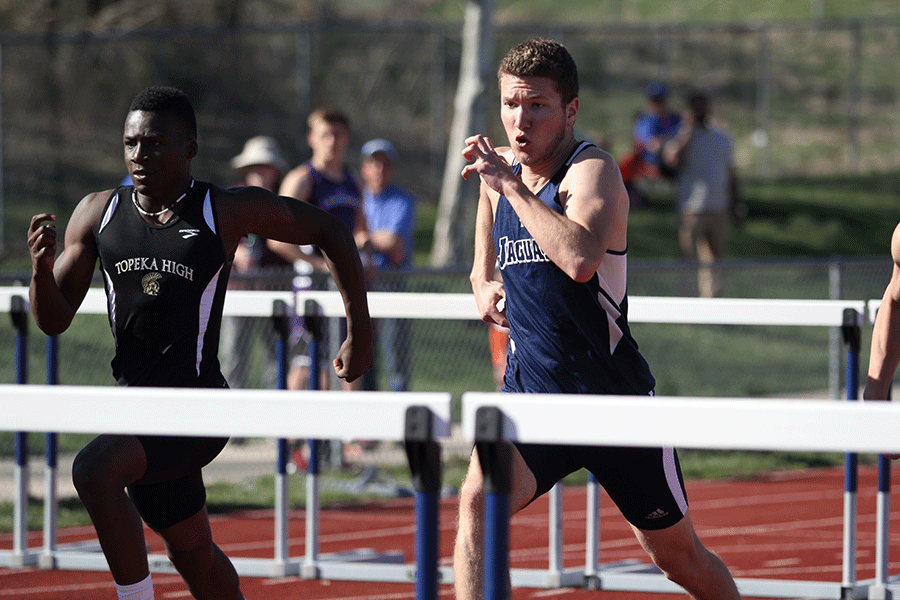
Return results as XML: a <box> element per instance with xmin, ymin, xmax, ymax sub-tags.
<box><xmin>361</xmin><ymin>138</ymin><xmax>398</xmax><ymax>162</ymax></box>
<box><xmin>646</xmin><ymin>82</ymin><xmax>669</xmax><ymax>100</ymax></box>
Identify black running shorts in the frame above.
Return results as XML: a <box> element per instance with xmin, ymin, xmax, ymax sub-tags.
<box><xmin>515</xmin><ymin>443</ymin><xmax>688</xmax><ymax>531</ymax></box>
<box><xmin>127</xmin><ymin>435</ymin><xmax>229</xmax><ymax>531</ymax></box>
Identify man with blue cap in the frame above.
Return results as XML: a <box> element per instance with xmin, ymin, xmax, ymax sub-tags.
<box><xmin>358</xmin><ymin>138</ymin><xmax>416</xmax><ymax>392</ymax></box>
<box><xmin>633</xmin><ymin>81</ymin><xmax>682</xmax><ymax>176</ymax></box>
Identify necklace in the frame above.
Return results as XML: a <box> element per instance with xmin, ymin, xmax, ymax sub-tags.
<box><xmin>132</xmin><ymin>179</ymin><xmax>194</xmax><ymax>218</ymax></box>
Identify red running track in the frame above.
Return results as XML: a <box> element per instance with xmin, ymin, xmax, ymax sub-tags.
<box><xmin>1</xmin><ymin>465</ymin><xmax>898</xmax><ymax>599</ymax></box>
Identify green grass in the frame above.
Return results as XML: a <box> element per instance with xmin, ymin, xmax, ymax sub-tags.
<box><xmin>347</xmin><ymin>0</ymin><xmax>898</xmax><ymax>24</ymax></box>
<box><xmin>628</xmin><ymin>172</ymin><xmax>900</xmax><ymax>260</ymax></box>
<box><xmin>0</xmin><ymin>497</ymin><xmax>94</xmax><ymax>532</ymax></box>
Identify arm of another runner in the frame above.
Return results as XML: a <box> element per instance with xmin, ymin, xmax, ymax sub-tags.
<box><xmin>469</xmin><ymin>179</ymin><xmax>507</xmax><ymax>328</ymax></box>
<box><xmin>864</xmin><ymin>222</ymin><xmax>900</xmax><ymax>459</ymax></box>
<box><xmin>865</xmin><ymin>222</ymin><xmax>900</xmax><ymax>403</ymax></box>
<box><xmin>219</xmin><ymin>186</ymin><xmax>374</xmax><ymax>383</ymax></box>
<box><xmin>27</xmin><ymin>192</ymin><xmax>107</xmax><ymax>336</ymax></box>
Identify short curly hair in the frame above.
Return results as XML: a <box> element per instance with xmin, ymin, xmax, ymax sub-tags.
<box><xmin>497</xmin><ymin>38</ymin><xmax>579</xmax><ymax>106</ymax></box>
<box><xmin>128</xmin><ymin>86</ymin><xmax>197</xmax><ymax>140</ymax></box>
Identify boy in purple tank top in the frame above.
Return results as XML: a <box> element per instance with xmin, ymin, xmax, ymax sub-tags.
<box><xmin>271</xmin><ymin>108</ymin><xmax>366</xmax><ymax>277</ymax></box>
<box><xmin>270</xmin><ymin>108</ymin><xmax>368</xmax><ymax>398</ymax></box>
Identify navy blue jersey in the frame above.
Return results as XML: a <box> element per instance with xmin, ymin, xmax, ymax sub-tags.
<box><xmin>95</xmin><ymin>182</ymin><xmax>230</xmax><ymax>387</ymax></box>
<box><xmin>493</xmin><ymin>141</ymin><xmax>655</xmax><ymax>395</ymax></box>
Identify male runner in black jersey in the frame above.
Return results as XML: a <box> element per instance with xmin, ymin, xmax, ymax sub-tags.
<box><xmin>27</xmin><ymin>86</ymin><xmax>373</xmax><ymax>600</ymax></box>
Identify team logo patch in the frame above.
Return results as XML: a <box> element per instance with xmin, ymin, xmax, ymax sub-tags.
<box><xmin>141</xmin><ymin>272</ymin><xmax>162</xmax><ymax>296</ymax></box>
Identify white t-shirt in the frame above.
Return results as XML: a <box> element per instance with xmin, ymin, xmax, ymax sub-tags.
<box><xmin>675</xmin><ymin>126</ymin><xmax>733</xmax><ymax>215</ymax></box>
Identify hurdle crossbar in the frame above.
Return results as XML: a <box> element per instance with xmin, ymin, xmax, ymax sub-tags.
<box><xmin>0</xmin><ymin>385</ymin><xmax>450</xmax><ymax>441</ymax></box>
<box><xmin>0</xmin><ymin>287</ymin><xmax>869</xmax><ymax>324</ymax></box>
<box><xmin>463</xmin><ymin>393</ymin><xmax>900</xmax><ymax>454</ymax></box>
<box><xmin>0</xmin><ymin>385</ymin><xmax>451</xmax><ymax>586</ymax></box>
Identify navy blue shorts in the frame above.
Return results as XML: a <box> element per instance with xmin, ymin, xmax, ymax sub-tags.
<box><xmin>515</xmin><ymin>443</ymin><xmax>688</xmax><ymax>531</ymax></box>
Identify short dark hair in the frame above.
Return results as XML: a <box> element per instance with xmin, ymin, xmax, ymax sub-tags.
<box><xmin>497</xmin><ymin>38</ymin><xmax>579</xmax><ymax>105</ymax></box>
<box><xmin>307</xmin><ymin>107</ymin><xmax>351</xmax><ymax>132</ymax></box>
<box><xmin>128</xmin><ymin>86</ymin><xmax>197</xmax><ymax>139</ymax></box>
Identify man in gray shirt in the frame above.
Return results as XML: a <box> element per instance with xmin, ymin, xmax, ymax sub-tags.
<box><xmin>665</xmin><ymin>92</ymin><xmax>745</xmax><ymax>298</ymax></box>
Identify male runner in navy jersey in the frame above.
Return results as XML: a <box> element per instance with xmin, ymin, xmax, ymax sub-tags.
<box><xmin>455</xmin><ymin>39</ymin><xmax>740</xmax><ymax>600</ymax></box>
<box><xmin>27</xmin><ymin>87</ymin><xmax>373</xmax><ymax>600</ymax></box>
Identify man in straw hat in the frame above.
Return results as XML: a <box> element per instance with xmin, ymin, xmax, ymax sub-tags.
<box><xmin>222</xmin><ymin>136</ymin><xmax>292</xmax><ymax>389</ymax></box>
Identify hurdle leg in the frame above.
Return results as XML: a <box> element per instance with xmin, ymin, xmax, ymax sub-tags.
<box><xmin>302</xmin><ymin>440</ymin><xmax>321</xmax><ymax>578</ymax></box>
<box><xmin>841</xmin><ymin>308</ymin><xmax>861</xmax><ymax>595</ymax></box>
<box><xmin>866</xmin><ymin>379</ymin><xmax>892</xmax><ymax>600</ymax></box>
<box><xmin>12</xmin><ymin>432</ymin><xmax>30</xmax><ymax>567</ymax></box>
<box><xmin>584</xmin><ymin>473</ymin><xmax>600</xmax><ymax>588</ymax></box>
<box><xmin>842</xmin><ymin>453</ymin><xmax>858</xmax><ymax>590</ymax></box>
<box><xmin>869</xmin><ymin>455</ymin><xmax>892</xmax><ymax>600</ymax></box>
<box><xmin>11</xmin><ymin>294</ymin><xmax>33</xmax><ymax>567</ymax></box>
<box><xmin>272</xmin><ymin>300</ymin><xmax>292</xmax><ymax>575</ymax></box>
<box><xmin>404</xmin><ymin>406</ymin><xmax>442</xmax><ymax>600</ymax></box>
<box><xmin>475</xmin><ymin>406</ymin><xmax>512</xmax><ymax>600</ymax></box>
<box><xmin>40</xmin><ymin>432</ymin><xmax>58</xmax><ymax>569</ymax></box>
<box><xmin>547</xmin><ymin>483</ymin><xmax>563</xmax><ymax>586</ymax></box>
<box><xmin>40</xmin><ymin>335</ymin><xmax>59</xmax><ymax>569</ymax></box>
<box><xmin>274</xmin><ymin>439</ymin><xmax>291</xmax><ymax>575</ymax></box>
<box><xmin>302</xmin><ymin>299</ymin><xmax>323</xmax><ymax>578</ymax></box>
<box><xmin>873</xmin><ymin>385</ymin><xmax>894</xmax><ymax>598</ymax></box>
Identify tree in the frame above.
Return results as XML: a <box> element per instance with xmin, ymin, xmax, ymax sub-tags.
<box><xmin>430</xmin><ymin>0</ymin><xmax>494</xmax><ymax>268</ymax></box>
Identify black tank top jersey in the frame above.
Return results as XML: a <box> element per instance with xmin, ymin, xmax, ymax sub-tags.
<box><xmin>95</xmin><ymin>182</ymin><xmax>230</xmax><ymax>387</ymax></box>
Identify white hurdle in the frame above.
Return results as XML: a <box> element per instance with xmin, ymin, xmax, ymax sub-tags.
<box><xmin>0</xmin><ymin>384</ymin><xmax>452</xmax><ymax>588</ymax></box>
<box><xmin>2</xmin><ymin>287</ymin><xmax>865</xmax><ymax>323</ymax></box>
<box><xmin>462</xmin><ymin>393</ymin><xmax>900</xmax><ymax>600</ymax></box>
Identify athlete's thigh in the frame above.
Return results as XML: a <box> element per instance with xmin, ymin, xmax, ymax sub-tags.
<box><xmin>464</xmin><ymin>444</ymin><xmax>539</xmax><ymax>514</ymax></box>
<box><xmin>631</xmin><ymin>510</ymin><xmax>705</xmax><ymax>567</ymax></box>
<box><xmin>508</xmin><ymin>443</ymin><xmax>540</xmax><ymax>513</ymax></box>
<box><xmin>74</xmin><ymin>434</ymin><xmax>148</xmax><ymax>487</ymax></box>
<box><xmin>706</xmin><ymin>213</ymin><xmax>730</xmax><ymax>258</ymax></box>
